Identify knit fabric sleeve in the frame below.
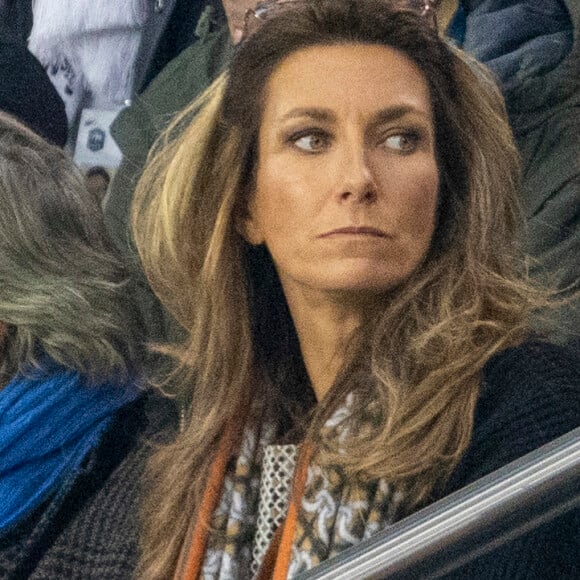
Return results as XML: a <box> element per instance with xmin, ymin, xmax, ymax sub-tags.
<box><xmin>440</xmin><ymin>341</ymin><xmax>580</xmax><ymax>579</ymax></box>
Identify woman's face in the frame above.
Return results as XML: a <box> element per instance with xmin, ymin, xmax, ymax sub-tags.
<box><xmin>244</xmin><ymin>44</ymin><xmax>439</xmax><ymax>304</ymax></box>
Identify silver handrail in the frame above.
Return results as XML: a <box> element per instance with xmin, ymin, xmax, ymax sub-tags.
<box><xmin>300</xmin><ymin>427</ymin><xmax>580</xmax><ymax>579</ymax></box>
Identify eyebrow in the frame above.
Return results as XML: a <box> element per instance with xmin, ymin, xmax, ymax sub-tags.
<box><xmin>279</xmin><ymin>108</ymin><xmax>336</xmax><ymax>123</ymax></box>
<box><xmin>279</xmin><ymin>105</ymin><xmax>431</xmax><ymax>125</ymax></box>
<box><xmin>371</xmin><ymin>105</ymin><xmax>432</xmax><ymax>126</ymax></box>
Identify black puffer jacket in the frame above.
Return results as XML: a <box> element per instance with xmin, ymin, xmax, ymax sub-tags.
<box><xmin>450</xmin><ymin>0</ymin><xmax>579</xmax><ymax>349</ymax></box>
<box><xmin>0</xmin><ymin>23</ymin><xmax>67</xmax><ymax>146</ymax></box>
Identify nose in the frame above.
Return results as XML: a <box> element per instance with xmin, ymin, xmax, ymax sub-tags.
<box><xmin>336</xmin><ymin>144</ymin><xmax>378</xmax><ymax>204</ymax></box>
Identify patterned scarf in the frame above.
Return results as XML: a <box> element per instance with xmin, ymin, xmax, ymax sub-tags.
<box><xmin>178</xmin><ymin>397</ymin><xmax>405</xmax><ymax>579</ymax></box>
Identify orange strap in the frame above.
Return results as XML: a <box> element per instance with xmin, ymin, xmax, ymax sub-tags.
<box><xmin>175</xmin><ymin>426</ymin><xmax>234</xmax><ymax>580</ymax></box>
<box><xmin>255</xmin><ymin>524</ymin><xmax>284</xmax><ymax>580</ymax></box>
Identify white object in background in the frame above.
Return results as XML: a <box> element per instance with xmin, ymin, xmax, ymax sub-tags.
<box><xmin>73</xmin><ymin>108</ymin><xmax>123</xmax><ymax>170</ymax></box>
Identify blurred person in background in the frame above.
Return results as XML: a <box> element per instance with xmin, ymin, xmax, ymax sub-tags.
<box><xmin>0</xmin><ymin>113</ymin><xmax>175</xmax><ymax>579</ymax></box>
<box><xmin>27</xmin><ymin>0</ymin><xmax>149</xmax><ymax>142</ymax></box>
<box><xmin>105</xmin><ymin>0</ymin><xmax>237</xmax><ymax>371</ymax></box>
<box><xmin>447</xmin><ymin>0</ymin><xmax>579</xmax><ymax>349</ymax></box>
<box><xmin>132</xmin><ymin>1</ymin><xmax>579</xmax><ymax>577</ymax></box>
<box><xmin>0</xmin><ymin>20</ymin><xmax>67</xmax><ymax>146</ymax></box>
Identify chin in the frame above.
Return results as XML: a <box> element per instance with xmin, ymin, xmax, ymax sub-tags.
<box><xmin>327</xmin><ymin>262</ymin><xmax>415</xmax><ymax>293</ymax></box>
<box><xmin>318</xmin><ymin>274</ymin><xmax>411</xmax><ymax>298</ymax></box>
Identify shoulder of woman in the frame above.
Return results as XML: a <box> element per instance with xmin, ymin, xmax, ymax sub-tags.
<box><xmin>442</xmin><ymin>341</ymin><xmax>578</xmax><ymax>497</ymax></box>
<box><xmin>477</xmin><ymin>340</ymin><xmax>579</xmax><ymax>432</ymax></box>
<box><xmin>480</xmin><ymin>340</ymin><xmax>580</xmax><ymax>409</ymax></box>
<box><xmin>449</xmin><ymin>341</ymin><xmax>579</xmax><ymax>488</ymax></box>
<box><xmin>441</xmin><ymin>341</ymin><xmax>579</xmax><ymax>575</ymax></box>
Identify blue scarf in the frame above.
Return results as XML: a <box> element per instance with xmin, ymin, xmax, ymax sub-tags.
<box><xmin>0</xmin><ymin>365</ymin><xmax>140</xmax><ymax>534</ymax></box>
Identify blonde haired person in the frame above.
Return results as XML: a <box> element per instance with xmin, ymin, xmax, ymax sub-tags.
<box><xmin>0</xmin><ymin>113</ymin><xmax>175</xmax><ymax>578</ymax></box>
<box><xmin>133</xmin><ymin>0</ymin><xmax>580</xmax><ymax>577</ymax></box>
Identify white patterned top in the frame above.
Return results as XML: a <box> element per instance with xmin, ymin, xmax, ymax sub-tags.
<box><xmin>251</xmin><ymin>444</ymin><xmax>298</xmax><ymax>576</ymax></box>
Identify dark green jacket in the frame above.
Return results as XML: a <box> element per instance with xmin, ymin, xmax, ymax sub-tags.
<box><xmin>104</xmin><ymin>5</ymin><xmax>233</xmax><ymax>351</ymax></box>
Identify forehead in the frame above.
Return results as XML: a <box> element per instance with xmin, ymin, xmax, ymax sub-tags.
<box><xmin>261</xmin><ymin>43</ymin><xmax>433</xmax><ymax>121</ymax></box>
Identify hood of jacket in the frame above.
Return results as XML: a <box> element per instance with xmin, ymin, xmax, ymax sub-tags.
<box><xmin>455</xmin><ymin>0</ymin><xmax>579</xmax><ymax>137</ymax></box>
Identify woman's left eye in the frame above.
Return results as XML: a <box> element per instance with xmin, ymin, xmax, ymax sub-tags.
<box><xmin>382</xmin><ymin>132</ymin><xmax>421</xmax><ymax>153</ymax></box>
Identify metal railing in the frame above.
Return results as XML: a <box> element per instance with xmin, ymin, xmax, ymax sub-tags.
<box><xmin>300</xmin><ymin>427</ymin><xmax>580</xmax><ymax>580</ymax></box>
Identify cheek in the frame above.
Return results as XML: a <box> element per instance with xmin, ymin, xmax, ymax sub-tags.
<box><xmin>409</xmin><ymin>188</ymin><xmax>438</xmax><ymax>234</ymax></box>
<box><xmin>253</xmin><ymin>165</ymin><xmax>321</xmax><ymax>237</ymax></box>
<box><xmin>382</xmin><ymin>163</ymin><xmax>439</xmax><ymax>237</ymax></box>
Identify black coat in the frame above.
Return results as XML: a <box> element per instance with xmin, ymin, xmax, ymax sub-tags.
<box><xmin>0</xmin><ymin>23</ymin><xmax>67</xmax><ymax>146</ymax></box>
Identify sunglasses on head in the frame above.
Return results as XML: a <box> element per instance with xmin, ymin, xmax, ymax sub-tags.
<box><xmin>242</xmin><ymin>0</ymin><xmax>441</xmax><ymax>43</ymax></box>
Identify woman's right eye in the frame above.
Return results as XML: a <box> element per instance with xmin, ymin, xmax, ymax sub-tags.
<box><xmin>290</xmin><ymin>131</ymin><xmax>330</xmax><ymax>153</ymax></box>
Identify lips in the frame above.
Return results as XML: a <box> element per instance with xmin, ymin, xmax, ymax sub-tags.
<box><xmin>318</xmin><ymin>226</ymin><xmax>388</xmax><ymax>238</ymax></box>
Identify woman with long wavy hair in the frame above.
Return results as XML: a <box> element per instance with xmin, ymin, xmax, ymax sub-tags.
<box><xmin>0</xmin><ymin>112</ymin><xmax>173</xmax><ymax>578</ymax></box>
<box><xmin>133</xmin><ymin>0</ymin><xmax>580</xmax><ymax>577</ymax></box>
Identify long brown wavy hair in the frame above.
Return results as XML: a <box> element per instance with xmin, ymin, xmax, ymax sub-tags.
<box><xmin>132</xmin><ymin>0</ymin><xmax>544</xmax><ymax>576</ymax></box>
<box><xmin>0</xmin><ymin>112</ymin><xmax>142</xmax><ymax>387</ymax></box>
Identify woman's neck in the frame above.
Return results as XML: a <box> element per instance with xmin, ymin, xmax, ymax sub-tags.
<box><xmin>285</xmin><ymin>291</ymin><xmax>364</xmax><ymax>401</ymax></box>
